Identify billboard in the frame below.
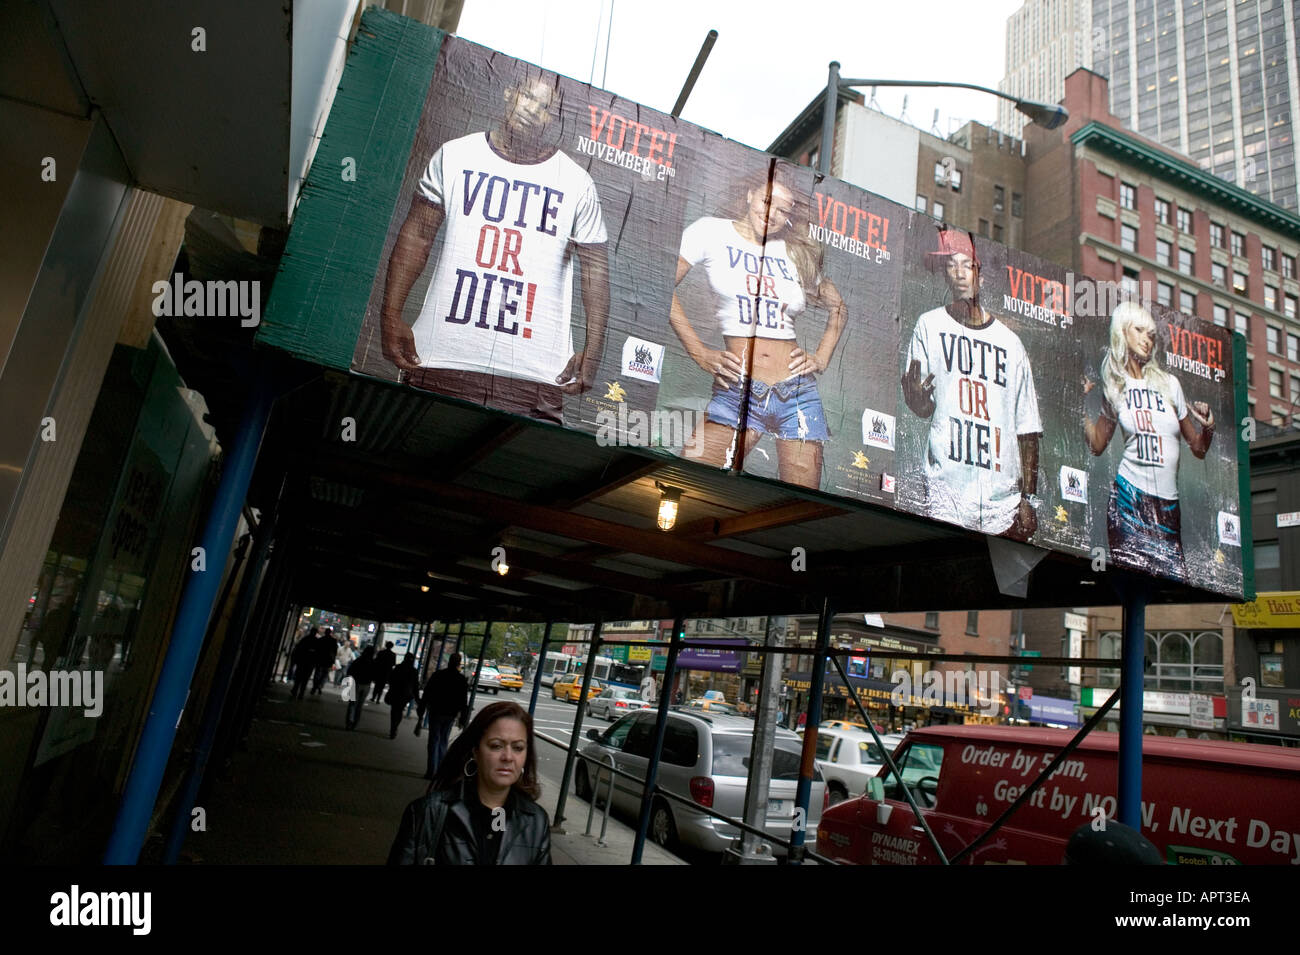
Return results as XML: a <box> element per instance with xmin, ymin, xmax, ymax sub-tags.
<box><xmin>331</xmin><ymin>32</ymin><xmax>1244</xmax><ymax>598</ymax></box>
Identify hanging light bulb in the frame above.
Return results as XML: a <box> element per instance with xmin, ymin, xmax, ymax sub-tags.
<box><xmin>656</xmin><ymin>483</ymin><xmax>683</xmax><ymax>531</ymax></box>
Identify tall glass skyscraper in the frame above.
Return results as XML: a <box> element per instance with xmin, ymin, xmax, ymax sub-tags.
<box><xmin>1000</xmin><ymin>0</ymin><xmax>1300</xmax><ymax>211</ymax></box>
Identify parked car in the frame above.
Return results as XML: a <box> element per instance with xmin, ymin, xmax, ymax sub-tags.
<box><xmin>496</xmin><ymin>665</ymin><xmax>523</xmax><ymax>691</ymax></box>
<box><xmin>587</xmin><ymin>687</ymin><xmax>649</xmax><ymax>721</ymax></box>
<box><xmin>818</xmin><ymin>725</ymin><xmax>1300</xmax><ymax>865</ymax></box>
<box><xmin>473</xmin><ymin>665</ymin><xmax>501</xmax><ymax>694</ymax></box>
<box><xmin>808</xmin><ymin>726</ymin><xmax>905</xmax><ymax>803</ymax></box>
<box><xmin>552</xmin><ymin>673</ymin><xmax>602</xmax><ymax>703</ymax></box>
<box><xmin>577</xmin><ymin>710</ymin><xmax>826</xmax><ymax>857</ymax></box>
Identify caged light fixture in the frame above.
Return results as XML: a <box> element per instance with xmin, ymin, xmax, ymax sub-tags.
<box><xmin>655</xmin><ymin>482</ymin><xmax>683</xmax><ymax>531</ymax></box>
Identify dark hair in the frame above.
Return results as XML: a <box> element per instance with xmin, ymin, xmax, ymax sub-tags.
<box><xmin>431</xmin><ymin>701</ymin><xmax>540</xmax><ymax>800</ymax></box>
<box><xmin>726</xmin><ymin>163</ymin><xmax>824</xmax><ymax>297</ymax></box>
<box><xmin>447</xmin><ymin>653</ymin><xmax>462</xmax><ymax>669</ymax></box>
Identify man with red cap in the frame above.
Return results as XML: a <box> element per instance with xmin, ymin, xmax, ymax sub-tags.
<box><xmin>900</xmin><ymin>227</ymin><xmax>1041</xmax><ymax>540</ymax></box>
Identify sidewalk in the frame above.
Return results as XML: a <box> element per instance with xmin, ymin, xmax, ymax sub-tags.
<box><xmin>177</xmin><ymin>680</ymin><xmax>683</xmax><ymax>865</ymax></box>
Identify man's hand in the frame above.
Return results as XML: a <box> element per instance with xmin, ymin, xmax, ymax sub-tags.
<box><xmin>556</xmin><ymin>351</ymin><xmax>598</xmax><ymax>395</ymax></box>
<box><xmin>787</xmin><ymin>347</ymin><xmax>825</xmax><ymax>378</ymax></box>
<box><xmin>1007</xmin><ymin>496</ymin><xmax>1038</xmax><ymax>542</ymax></box>
<box><xmin>902</xmin><ymin>359</ymin><xmax>936</xmax><ymax>417</ymax></box>
<box><xmin>382</xmin><ymin>320</ymin><xmax>421</xmax><ymax>371</ymax></box>
<box><xmin>694</xmin><ymin>347</ymin><xmax>745</xmax><ymax>389</ymax></box>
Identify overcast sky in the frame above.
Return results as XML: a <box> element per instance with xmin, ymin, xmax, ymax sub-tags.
<box><xmin>456</xmin><ymin>0</ymin><xmax>1030</xmax><ymax>152</ymax></box>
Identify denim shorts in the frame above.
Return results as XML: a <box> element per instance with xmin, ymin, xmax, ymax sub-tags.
<box><xmin>706</xmin><ymin>375</ymin><xmax>830</xmax><ymax>441</ymax></box>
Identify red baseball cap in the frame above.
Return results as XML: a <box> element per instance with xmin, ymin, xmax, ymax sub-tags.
<box><xmin>926</xmin><ymin>227</ymin><xmax>980</xmax><ymax>265</ymax></box>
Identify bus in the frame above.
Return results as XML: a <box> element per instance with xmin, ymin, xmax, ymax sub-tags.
<box><xmin>539</xmin><ymin>652</ymin><xmax>577</xmax><ymax>686</ymax></box>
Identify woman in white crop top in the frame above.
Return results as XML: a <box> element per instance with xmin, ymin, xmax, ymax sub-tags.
<box><xmin>1082</xmin><ymin>301</ymin><xmax>1215</xmax><ymax>581</ymax></box>
<box><xmin>668</xmin><ymin>168</ymin><xmax>847</xmax><ymax>488</ymax></box>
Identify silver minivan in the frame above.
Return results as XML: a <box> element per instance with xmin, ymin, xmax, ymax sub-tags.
<box><xmin>577</xmin><ymin>709</ymin><xmax>824</xmax><ymax>856</ymax></box>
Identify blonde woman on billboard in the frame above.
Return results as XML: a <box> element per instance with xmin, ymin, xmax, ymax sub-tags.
<box><xmin>668</xmin><ymin>167</ymin><xmax>847</xmax><ymax>488</ymax></box>
<box><xmin>1083</xmin><ymin>301</ymin><xmax>1215</xmax><ymax>581</ymax></box>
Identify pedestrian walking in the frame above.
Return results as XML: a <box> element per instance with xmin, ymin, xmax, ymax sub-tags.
<box><xmin>387</xmin><ymin>700</ymin><xmax>551</xmax><ymax>865</ymax></box>
<box><xmin>345</xmin><ymin>646</ymin><xmax>377</xmax><ymax>730</ymax></box>
<box><xmin>311</xmin><ymin>628</ymin><xmax>337</xmax><ymax>695</ymax></box>
<box><xmin>385</xmin><ymin>655</ymin><xmax>421</xmax><ymax>739</ymax></box>
<box><xmin>417</xmin><ymin>653</ymin><xmax>470</xmax><ymax>779</ymax></box>
<box><xmin>290</xmin><ymin>627</ymin><xmax>319</xmax><ymax>700</ymax></box>
<box><xmin>371</xmin><ymin>642</ymin><xmax>397</xmax><ymax>703</ymax></box>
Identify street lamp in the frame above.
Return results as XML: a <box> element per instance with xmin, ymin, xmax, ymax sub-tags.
<box><xmin>818</xmin><ymin>61</ymin><xmax>1069</xmax><ymax>177</ymax></box>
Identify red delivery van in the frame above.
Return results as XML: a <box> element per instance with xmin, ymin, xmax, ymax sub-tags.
<box><xmin>817</xmin><ymin>725</ymin><xmax>1300</xmax><ymax>865</ymax></box>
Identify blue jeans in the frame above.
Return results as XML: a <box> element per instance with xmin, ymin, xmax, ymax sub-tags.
<box><xmin>705</xmin><ymin>374</ymin><xmax>830</xmax><ymax>440</ymax></box>
<box><xmin>346</xmin><ymin>684</ymin><xmax>370</xmax><ymax>729</ymax></box>
<box><xmin>426</xmin><ymin>717</ymin><xmax>456</xmax><ymax>779</ymax></box>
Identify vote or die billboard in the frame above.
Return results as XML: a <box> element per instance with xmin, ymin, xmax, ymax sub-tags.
<box><xmin>347</xmin><ymin>33</ymin><xmax>1244</xmax><ymax>598</ymax></box>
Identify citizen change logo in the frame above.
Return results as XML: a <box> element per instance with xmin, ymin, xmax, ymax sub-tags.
<box><xmin>1059</xmin><ymin>466</ymin><xmax>1088</xmax><ymax>503</ymax></box>
<box><xmin>1218</xmin><ymin>511</ymin><xmax>1241</xmax><ymax>546</ymax></box>
<box><xmin>860</xmin><ymin>408</ymin><xmax>896</xmax><ymax>451</ymax></box>
<box><xmin>621</xmin><ymin>337</ymin><xmax>664</xmax><ymax>383</ymax></box>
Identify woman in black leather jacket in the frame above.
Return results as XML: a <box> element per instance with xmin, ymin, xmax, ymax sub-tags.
<box><xmin>388</xmin><ymin>700</ymin><xmax>551</xmax><ymax>864</ymax></box>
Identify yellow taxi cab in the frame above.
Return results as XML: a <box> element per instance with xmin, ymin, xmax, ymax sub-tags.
<box><xmin>497</xmin><ymin>665</ymin><xmax>524</xmax><ymax>691</ymax></box>
<box><xmin>552</xmin><ymin>673</ymin><xmax>602</xmax><ymax>703</ymax></box>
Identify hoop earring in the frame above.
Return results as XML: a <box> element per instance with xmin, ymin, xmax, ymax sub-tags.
<box><xmin>463</xmin><ymin>757</ymin><xmax>477</xmax><ymax>778</ymax></box>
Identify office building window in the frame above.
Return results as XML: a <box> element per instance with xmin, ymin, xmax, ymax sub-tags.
<box><xmin>1209</xmin><ymin>222</ymin><xmax>1224</xmax><ymax>248</ymax></box>
<box><xmin>1269</xmin><ymin>368</ymin><xmax>1283</xmax><ymax>398</ymax></box>
<box><xmin>1157</xmin><ymin>281</ymin><xmax>1173</xmax><ymax>306</ymax></box>
<box><xmin>1233</xmin><ymin>271</ymin><xmax>1248</xmax><ymax>296</ymax></box>
<box><xmin>932</xmin><ymin>200</ymin><xmax>945</xmax><ymax>220</ymax></box>
<box><xmin>1289</xmin><ymin>333</ymin><xmax>1300</xmax><ymax>363</ymax></box>
<box><xmin>1246</xmin><ymin>357</ymin><xmax>1253</xmax><ymax>385</ymax></box>
<box><xmin>1121</xmin><ymin>267</ymin><xmax>1140</xmax><ymax>297</ymax></box>
<box><xmin>1262</xmin><ymin>246</ymin><xmax>1276</xmax><ymax>272</ymax></box>
<box><xmin>1121</xmin><ymin>224</ymin><xmax>1138</xmax><ymax>252</ymax></box>
<box><xmin>993</xmin><ymin>185</ymin><xmax>1005</xmax><ymax>211</ymax></box>
<box><xmin>1235</xmin><ymin>312</ymin><xmax>1250</xmax><ymax>337</ymax></box>
<box><xmin>1213</xmin><ymin>303</ymin><xmax>1228</xmax><ymax>327</ymax></box>
<box><xmin>978</xmin><ymin>218</ymin><xmax>990</xmax><ymax>236</ymax></box>
<box><xmin>1176</xmin><ymin>207</ymin><xmax>1192</xmax><ymax>232</ymax></box>
<box><xmin>1264</xmin><ymin>286</ymin><xmax>1277</xmax><ymax>312</ymax></box>
<box><xmin>1156</xmin><ymin>238</ymin><xmax>1171</xmax><ymax>265</ymax></box>
<box><xmin>993</xmin><ymin>223</ymin><xmax>1003</xmax><ymax>242</ymax></box>
<box><xmin>1231</xmin><ymin>231</ymin><xmax>1245</xmax><ymax>257</ymax></box>
<box><xmin>1180</xmin><ymin>289</ymin><xmax>1196</xmax><ymax>314</ymax></box>
<box><xmin>1178</xmin><ymin>248</ymin><xmax>1193</xmax><ymax>275</ymax></box>
<box><xmin>1286</xmin><ymin>294</ymin><xmax>1298</xmax><ymax>320</ymax></box>
<box><xmin>1011</xmin><ymin>192</ymin><xmax>1023</xmax><ymax>217</ymax></box>
<box><xmin>916</xmin><ymin>194</ymin><xmax>927</xmax><ymax>212</ymax></box>
<box><xmin>1291</xmin><ymin>374</ymin><xmax>1300</xmax><ymax>401</ymax></box>
<box><xmin>934</xmin><ymin>160</ymin><xmax>947</xmax><ymax>185</ymax></box>
<box><xmin>1120</xmin><ymin>182</ymin><xmax>1136</xmax><ymax>209</ymax></box>
<box><xmin>1212</xmin><ymin>262</ymin><xmax>1226</xmax><ymax>287</ymax></box>
<box><xmin>1267</xmin><ymin>325</ymin><xmax>1282</xmax><ymax>354</ymax></box>
<box><xmin>950</xmin><ymin>168</ymin><xmax>962</xmax><ymax>192</ymax></box>
<box><xmin>925</xmin><ymin>612</ymin><xmax>939</xmax><ymax>629</ymax></box>
<box><xmin>1154</xmin><ymin>197</ymin><xmax>1170</xmax><ymax>224</ymax></box>
<box><xmin>966</xmin><ymin>611</ymin><xmax>979</xmax><ymax>635</ymax></box>
<box><xmin>1283</xmin><ymin>254</ymin><xmax>1296</xmax><ymax>280</ymax></box>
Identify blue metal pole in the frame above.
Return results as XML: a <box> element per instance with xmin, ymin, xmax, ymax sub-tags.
<box><xmin>104</xmin><ymin>364</ymin><xmax>275</xmax><ymax>864</ymax></box>
<box><xmin>632</xmin><ymin>616</ymin><xmax>682</xmax><ymax>864</ymax></box>
<box><xmin>1117</xmin><ymin>582</ymin><xmax>1147</xmax><ymax>828</ymax></box>
<box><xmin>790</xmin><ymin>596</ymin><xmax>834</xmax><ymax>864</ymax></box>
<box><xmin>527</xmin><ymin>620</ymin><xmax>553</xmax><ymax>717</ymax></box>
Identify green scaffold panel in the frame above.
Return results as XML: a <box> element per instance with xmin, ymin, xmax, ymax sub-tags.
<box><xmin>257</xmin><ymin>8</ymin><xmax>443</xmax><ymax>368</ymax></box>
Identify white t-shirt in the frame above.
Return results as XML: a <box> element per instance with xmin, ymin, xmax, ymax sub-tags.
<box><xmin>678</xmin><ymin>216</ymin><xmax>805</xmax><ymax>339</ymax></box>
<box><xmin>904</xmin><ymin>306</ymin><xmax>1042</xmax><ymax>533</ymax></box>
<box><xmin>1114</xmin><ymin>375</ymin><xmax>1187</xmax><ymax>500</ymax></box>
<box><xmin>409</xmin><ymin>132</ymin><xmax>607</xmax><ymax>384</ymax></box>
